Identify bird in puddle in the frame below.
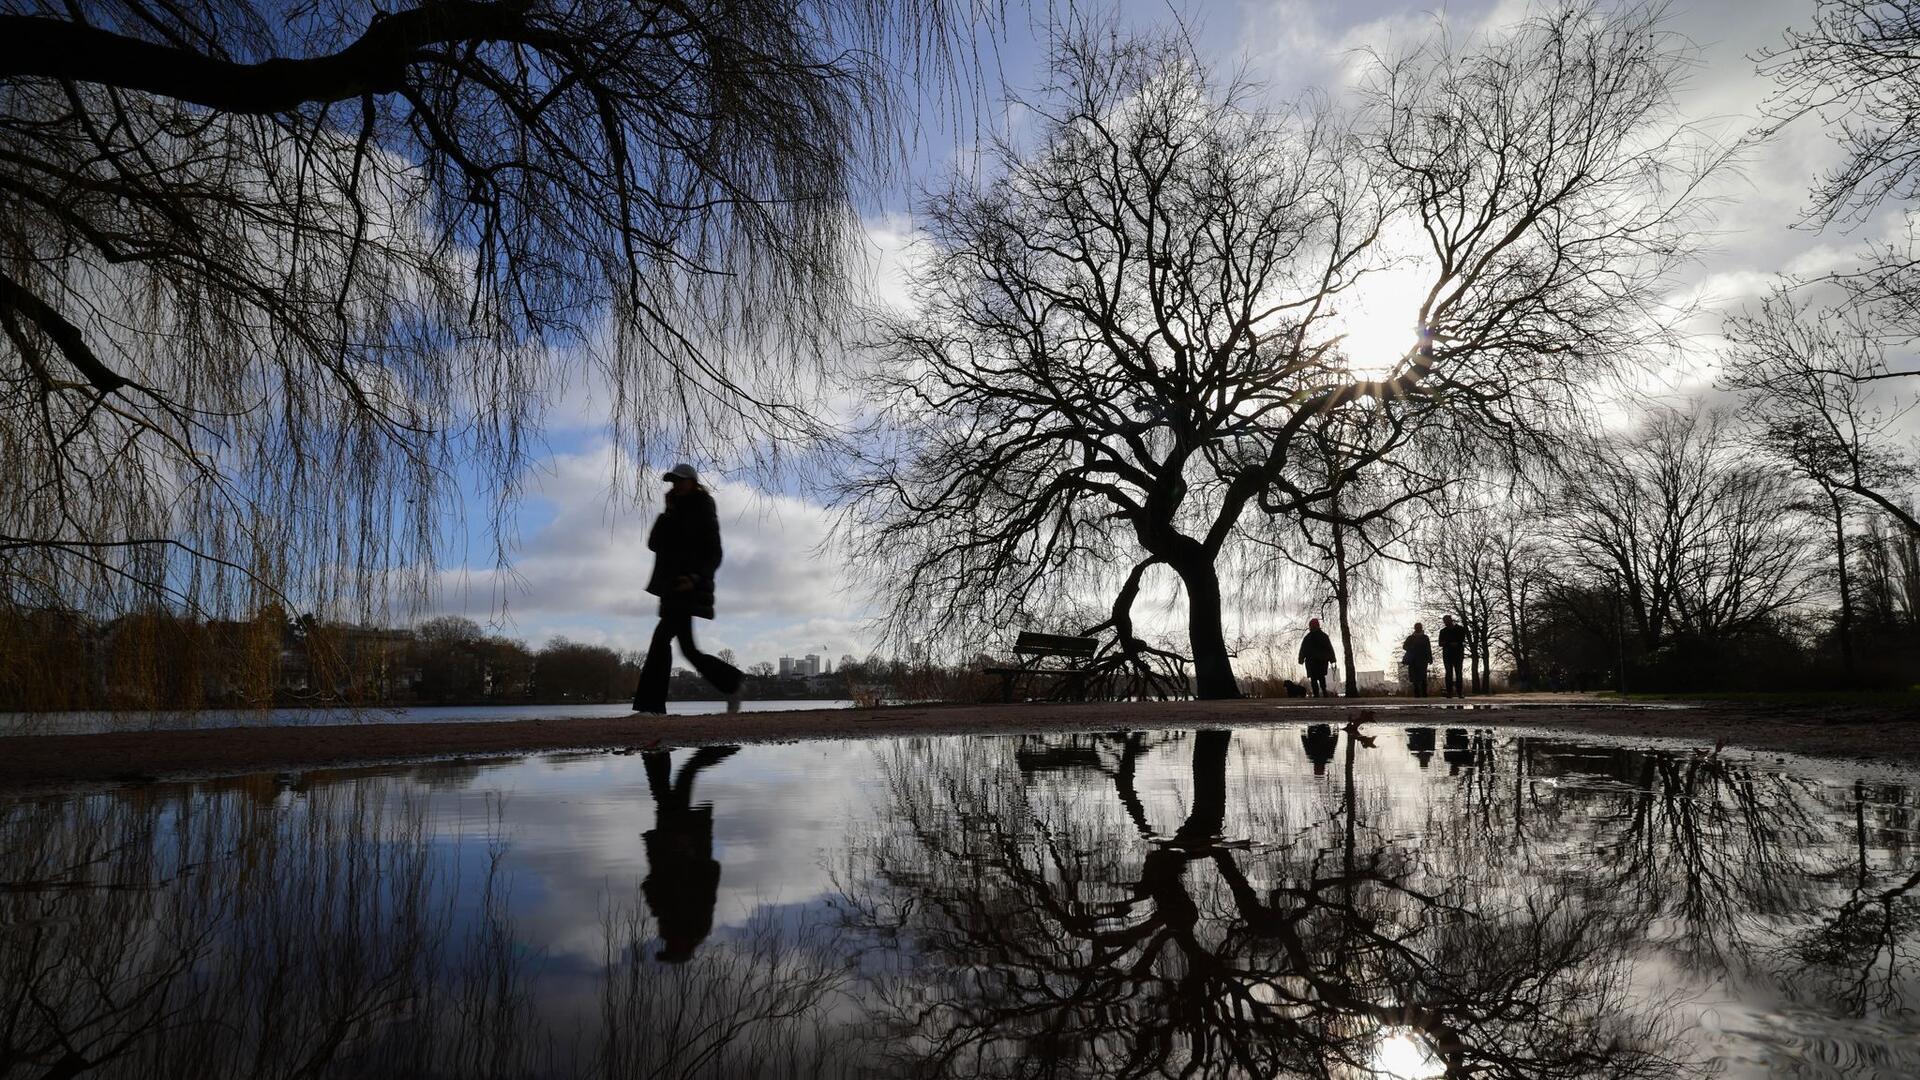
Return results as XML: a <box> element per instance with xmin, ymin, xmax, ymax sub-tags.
<box><xmin>1343</xmin><ymin>713</ymin><xmax>1378</xmax><ymax>749</ymax></box>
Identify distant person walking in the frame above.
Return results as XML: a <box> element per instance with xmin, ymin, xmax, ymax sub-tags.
<box><xmin>1297</xmin><ymin>618</ymin><xmax>1338</xmax><ymax>697</ymax></box>
<box><xmin>634</xmin><ymin>463</ymin><xmax>744</xmax><ymax>715</ymax></box>
<box><xmin>1438</xmin><ymin>614</ymin><xmax>1468</xmax><ymax>698</ymax></box>
<box><xmin>1402</xmin><ymin>622</ymin><xmax>1432</xmax><ymax>698</ymax></box>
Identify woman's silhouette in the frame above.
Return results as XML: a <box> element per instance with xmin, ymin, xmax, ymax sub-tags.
<box><xmin>633</xmin><ymin>463</ymin><xmax>744</xmax><ymax>714</ymax></box>
<box><xmin>641</xmin><ymin>746</ymin><xmax>740</xmax><ymax>962</ymax></box>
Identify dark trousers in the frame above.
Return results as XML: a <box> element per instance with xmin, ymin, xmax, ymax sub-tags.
<box><xmin>1443</xmin><ymin>653</ymin><xmax>1465</xmax><ymax>697</ymax></box>
<box><xmin>1306</xmin><ymin>661</ymin><xmax>1331</xmax><ymax>697</ymax></box>
<box><xmin>1407</xmin><ymin>665</ymin><xmax>1429</xmax><ymax>697</ymax></box>
<box><xmin>634</xmin><ymin>609</ymin><xmax>742</xmax><ymax>712</ymax></box>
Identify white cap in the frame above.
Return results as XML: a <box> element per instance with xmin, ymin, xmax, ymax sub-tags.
<box><xmin>662</xmin><ymin>463</ymin><xmax>698</xmax><ymax>483</ymax></box>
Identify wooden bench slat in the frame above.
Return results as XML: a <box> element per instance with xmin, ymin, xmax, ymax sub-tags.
<box><xmin>1013</xmin><ymin>631</ymin><xmax>1099</xmax><ymax>656</ymax></box>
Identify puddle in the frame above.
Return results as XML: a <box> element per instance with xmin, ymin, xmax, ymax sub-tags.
<box><xmin>3</xmin><ymin>726</ymin><xmax>1916</xmax><ymax>1078</ymax></box>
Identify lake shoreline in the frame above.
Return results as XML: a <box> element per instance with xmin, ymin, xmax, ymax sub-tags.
<box><xmin>2</xmin><ymin>693</ymin><xmax>1917</xmax><ymax>791</ymax></box>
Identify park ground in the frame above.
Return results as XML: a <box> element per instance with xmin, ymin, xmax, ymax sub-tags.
<box><xmin>0</xmin><ymin>692</ymin><xmax>1916</xmax><ymax>791</ymax></box>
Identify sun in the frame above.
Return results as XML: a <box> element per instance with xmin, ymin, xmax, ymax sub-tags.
<box><xmin>1366</xmin><ymin>1028</ymin><xmax>1447</xmax><ymax>1079</ymax></box>
<box><xmin>1323</xmin><ymin>258</ymin><xmax>1435</xmax><ymax>381</ymax></box>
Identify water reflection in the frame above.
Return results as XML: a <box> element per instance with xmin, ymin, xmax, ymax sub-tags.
<box><xmin>642</xmin><ymin>746</ymin><xmax>738</xmax><ymax>962</ymax></box>
<box><xmin>842</xmin><ymin>730</ymin><xmax>1701</xmax><ymax>1078</ymax></box>
<box><xmin>0</xmin><ymin>772</ymin><xmax>860</xmax><ymax>1078</ymax></box>
<box><xmin>1</xmin><ymin>729</ymin><xmax>1917</xmax><ymax>1078</ymax></box>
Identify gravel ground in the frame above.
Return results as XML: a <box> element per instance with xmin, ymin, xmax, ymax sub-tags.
<box><xmin>1</xmin><ymin>693</ymin><xmax>1917</xmax><ymax>791</ymax></box>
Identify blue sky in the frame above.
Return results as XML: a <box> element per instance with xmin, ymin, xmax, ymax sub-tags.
<box><xmin>422</xmin><ymin>0</ymin><xmax>1915</xmax><ymax>674</ymax></box>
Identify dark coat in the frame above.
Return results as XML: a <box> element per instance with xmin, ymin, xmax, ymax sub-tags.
<box><xmin>1402</xmin><ymin>630</ymin><xmax>1433</xmax><ymax>668</ymax></box>
<box><xmin>1438</xmin><ymin>622</ymin><xmax>1468</xmax><ymax>658</ymax></box>
<box><xmin>645</xmin><ymin>488</ymin><xmax>722</xmax><ymax>619</ymax></box>
<box><xmin>1298</xmin><ymin>628</ymin><xmax>1337</xmax><ymax>665</ymax></box>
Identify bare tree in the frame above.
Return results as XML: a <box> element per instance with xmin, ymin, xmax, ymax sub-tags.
<box><xmin>1422</xmin><ymin>505</ymin><xmax>1503</xmax><ymax>694</ymax></box>
<box><xmin>1488</xmin><ymin>507</ymin><xmax>1551</xmax><ymax>689</ymax></box>
<box><xmin>841</xmin><ymin>6</ymin><xmax>1711</xmax><ymax>698</ymax></box>
<box><xmin>0</xmin><ymin>0</ymin><xmax>987</xmax><ymax>637</ymax></box>
<box><xmin>1547</xmin><ymin>408</ymin><xmax>1823</xmax><ymax>653</ymax></box>
<box><xmin>1758</xmin><ymin>0</ymin><xmax>1920</xmax><ymax>364</ymax></box>
<box><xmin>1722</xmin><ymin>288</ymin><xmax>1919</xmax><ymax>537</ymax></box>
<box><xmin>1856</xmin><ymin>509</ymin><xmax>1920</xmax><ymax>627</ymax></box>
<box><xmin>1418</xmin><ymin>488</ymin><xmax>1553</xmax><ymax>692</ymax></box>
<box><xmin>1251</xmin><ymin>413</ymin><xmax>1437</xmax><ymax>697</ymax></box>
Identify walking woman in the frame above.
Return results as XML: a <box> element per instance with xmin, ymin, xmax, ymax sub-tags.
<box><xmin>633</xmin><ymin>464</ymin><xmax>743</xmax><ymax>714</ymax></box>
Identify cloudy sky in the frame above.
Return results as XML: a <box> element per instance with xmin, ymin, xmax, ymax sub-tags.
<box><xmin>426</xmin><ymin>0</ymin><xmax>1911</xmax><ymax>675</ymax></box>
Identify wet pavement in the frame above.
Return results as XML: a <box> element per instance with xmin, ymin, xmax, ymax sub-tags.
<box><xmin>3</xmin><ymin>725</ymin><xmax>1916</xmax><ymax>1078</ymax></box>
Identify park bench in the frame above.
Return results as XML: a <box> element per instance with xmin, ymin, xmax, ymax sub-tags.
<box><xmin>986</xmin><ymin>631</ymin><xmax>1101</xmax><ymax>703</ymax></box>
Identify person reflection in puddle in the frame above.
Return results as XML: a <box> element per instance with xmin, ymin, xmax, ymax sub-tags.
<box><xmin>1301</xmin><ymin>723</ymin><xmax>1339</xmax><ymax>776</ymax></box>
<box><xmin>1406</xmin><ymin>726</ymin><xmax>1437</xmax><ymax>768</ymax></box>
<box><xmin>641</xmin><ymin>746</ymin><xmax>739</xmax><ymax>963</ymax></box>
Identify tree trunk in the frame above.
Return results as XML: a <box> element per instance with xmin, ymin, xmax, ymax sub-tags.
<box><xmin>1178</xmin><ymin>730</ymin><xmax>1232</xmax><ymax>840</ymax></box>
<box><xmin>1172</xmin><ymin>556</ymin><xmax>1240</xmax><ymax>699</ymax></box>
<box><xmin>1333</xmin><ymin>516</ymin><xmax>1359</xmax><ymax>697</ymax></box>
<box><xmin>1831</xmin><ymin>490</ymin><xmax>1856</xmax><ymax>678</ymax></box>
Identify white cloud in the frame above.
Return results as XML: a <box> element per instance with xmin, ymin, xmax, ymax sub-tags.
<box><xmin>429</xmin><ymin>442</ymin><xmax>872</xmax><ymax>665</ymax></box>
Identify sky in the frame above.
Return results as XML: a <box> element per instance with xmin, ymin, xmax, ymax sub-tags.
<box><xmin>423</xmin><ymin>0</ymin><xmax>1916</xmax><ymax>675</ymax></box>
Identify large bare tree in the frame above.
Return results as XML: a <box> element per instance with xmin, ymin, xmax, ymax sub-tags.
<box><xmin>1546</xmin><ymin>408</ymin><xmax>1822</xmax><ymax>653</ymax></box>
<box><xmin>0</xmin><ymin>0</ymin><xmax>984</xmax><ymax>629</ymax></box>
<box><xmin>840</xmin><ymin>5</ymin><xmax>1711</xmax><ymax>698</ymax></box>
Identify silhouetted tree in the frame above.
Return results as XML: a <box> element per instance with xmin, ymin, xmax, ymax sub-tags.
<box><xmin>843</xmin><ymin>7</ymin><xmax>1714</xmax><ymax>697</ymax></box>
<box><xmin>1547</xmin><ymin>408</ymin><xmax>1822</xmax><ymax>654</ymax></box>
<box><xmin>1759</xmin><ymin>0</ymin><xmax>1920</xmax><ymax>368</ymax></box>
<box><xmin>0</xmin><ymin>0</ymin><xmax>992</xmax><ymax>645</ymax></box>
<box><xmin>533</xmin><ymin>637</ymin><xmax>627</xmax><ymax>702</ymax></box>
<box><xmin>1723</xmin><ymin>288</ymin><xmax>1919</xmax><ymax>539</ymax></box>
<box><xmin>1423</xmin><ymin>506</ymin><xmax>1503</xmax><ymax>693</ymax></box>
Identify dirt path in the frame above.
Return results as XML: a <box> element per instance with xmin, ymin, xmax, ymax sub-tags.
<box><xmin>2</xmin><ymin>694</ymin><xmax>1917</xmax><ymax>791</ymax></box>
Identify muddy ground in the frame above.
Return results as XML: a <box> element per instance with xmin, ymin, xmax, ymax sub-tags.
<box><xmin>1</xmin><ymin>693</ymin><xmax>1917</xmax><ymax>791</ymax></box>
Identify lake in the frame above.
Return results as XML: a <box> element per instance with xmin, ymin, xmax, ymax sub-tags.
<box><xmin>0</xmin><ymin>699</ymin><xmax>854</xmax><ymax>736</ymax></box>
<box><xmin>3</xmin><ymin>724</ymin><xmax>1916</xmax><ymax>1078</ymax></box>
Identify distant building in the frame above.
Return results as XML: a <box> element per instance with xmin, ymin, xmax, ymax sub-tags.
<box><xmin>779</xmin><ymin>656</ymin><xmax>795</xmax><ymax>677</ymax></box>
<box><xmin>803</xmin><ymin>653</ymin><xmax>821</xmax><ymax>676</ymax></box>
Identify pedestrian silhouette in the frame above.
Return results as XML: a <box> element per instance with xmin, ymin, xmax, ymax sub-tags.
<box><xmin>641</xmin><ymin>745</ymin><xmax>740</xmax><ymax>963</ymax></box>
<box><xmin>1438</xmin><ymin>614</ymin><xmax>1468</xmax><ymax>698</ymax></box>
<box><xmin>633</xmin><ymin>463</ymin><xmax>744</xmax><ymax>714</ymax></box>
<box><xmin>1297</xmin><ymin>618</ymin><xmax>1338</xmax><ymax>697</ymax></box>
<box><xmin>1443</xmin><ymin>727</ymin><xmax>1472</xmax><ymax>775</ymax></box>
<box><xmin>1402</xmin><ymin>622</ymin><xmax>1433</xmax><ymax>698</ymax></box>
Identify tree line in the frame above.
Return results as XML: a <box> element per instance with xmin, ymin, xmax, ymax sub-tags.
<box><xmin>0</xmin><ymin>611</ymin><xmax>857</xmax><ymax>712</ymax></box>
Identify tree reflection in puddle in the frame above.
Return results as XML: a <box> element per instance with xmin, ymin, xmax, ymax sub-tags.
<box><xmin>836</xmin><ymin>729</ymin><xmax>1920</xmax><ymax>1079</ymax></box>
<box><xmin>1</xmin><ymin>730</ymin><xmax>1917</xmax><ymax>1078</ymax></box>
